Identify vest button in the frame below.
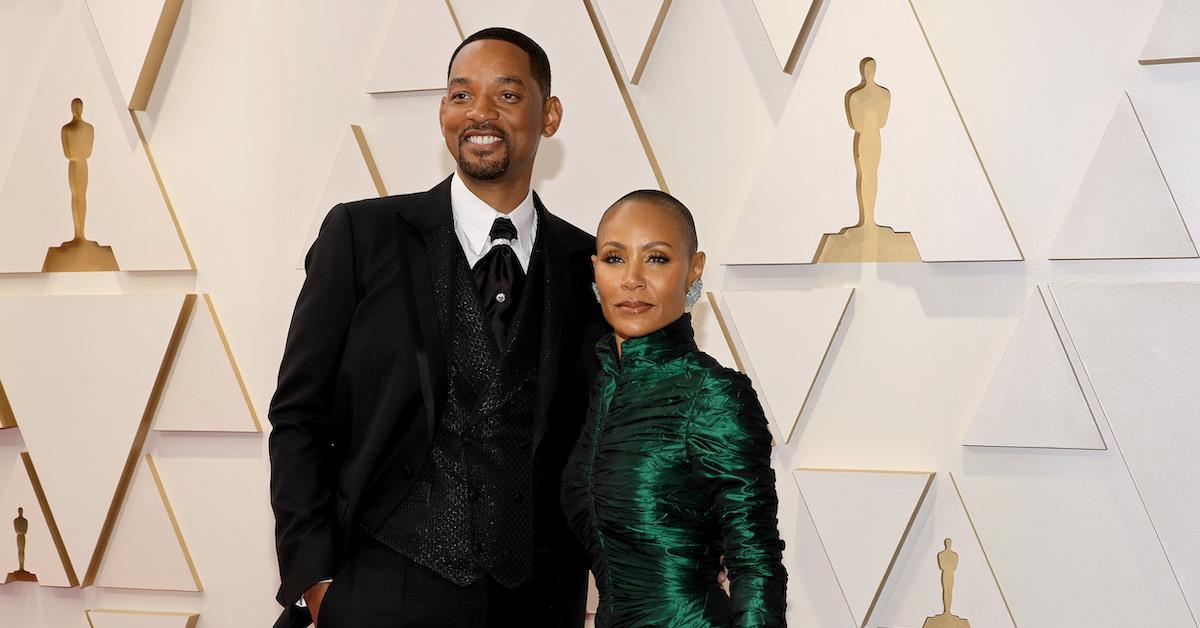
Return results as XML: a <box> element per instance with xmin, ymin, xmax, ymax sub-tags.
<box><xmin>495</xmin><ymin>292</ymin><xmax>506</xmax><ymax>303</ymax></box>
<box><xmin>513</xmin><ymin>492</ymin><xmax>523</xmax><ymax>503</ymax></box>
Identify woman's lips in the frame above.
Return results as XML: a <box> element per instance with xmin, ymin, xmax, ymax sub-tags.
<box><xmin>615</xmin><ymin>301</ymin><xmax>653</xmax><ymax>315</ymax></box>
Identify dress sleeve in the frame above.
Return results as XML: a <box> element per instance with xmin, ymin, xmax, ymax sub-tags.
<box><xmin>686</xmin><ymin>371</ymin><xmax>788</xmax><ymax>627</ymax></box>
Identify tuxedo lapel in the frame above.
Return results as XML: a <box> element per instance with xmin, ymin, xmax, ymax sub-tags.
<box><xmin>393</xmin><ymin>176</ymin><xmax>454</xmax><ymax>437</ymax></box>
<box><xmin>532</xmin><ymin>199</ymin><xmax>574</xmax><ymax>452</ymax></box>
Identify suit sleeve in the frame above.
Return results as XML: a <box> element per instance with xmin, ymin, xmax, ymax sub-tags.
<box><xmin>268</xmin><ymin>204</ymin><xmax>359</xmax><ymax>607</ymax></box>
<box><xmin>686</xmin><ymin>373</ymin><xmax>788</xmax><ymax>627</ymax></box>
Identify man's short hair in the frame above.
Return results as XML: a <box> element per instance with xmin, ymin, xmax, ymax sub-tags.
<box><xmin>448</xmin><ymin>27</ymin><xmax>552</xmax><ymax>98</ymax></box>
<box><xmin>607</xmin><ymin>189</ymin><xmax>699</xmax><ymax>254</ymax></box>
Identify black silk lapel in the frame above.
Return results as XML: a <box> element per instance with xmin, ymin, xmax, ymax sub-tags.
<box><xmin>532</xmin><ymin>206</ymin><xmax>572</xmax><ymax>452</ymax></box>
<box><xmin>393</xmin><ymin>177</ymin><xmax>454</xmax><ymax>437</ymax></box>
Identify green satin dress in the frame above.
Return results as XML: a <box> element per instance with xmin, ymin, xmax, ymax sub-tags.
<box><xmin>561</xmin><ymin>314</ymin><xmax>787</xmax><ymax>627</ymax></box>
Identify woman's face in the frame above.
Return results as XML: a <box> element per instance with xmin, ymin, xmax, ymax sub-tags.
<box><xmin>592</xmin><ymin>200</ymin><xmax>705</xmax><ymax>347</ymax></box>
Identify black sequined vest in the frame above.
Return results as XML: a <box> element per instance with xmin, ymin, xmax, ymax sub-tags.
<box><xmin>372</xmin><ymin>230</ymin><xmax>542</xmax><ymax>589</ymax></box>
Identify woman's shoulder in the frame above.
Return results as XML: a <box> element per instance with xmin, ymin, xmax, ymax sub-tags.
<box><xmin>685</xmin><ymin>350</ymin><xmax>758</xmax><ymax>407</ymax></box>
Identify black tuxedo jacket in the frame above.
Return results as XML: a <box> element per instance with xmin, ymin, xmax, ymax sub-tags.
<box><xmin>269</xmin><ymin>176</ymin><xmax>604</xmax><ymax>627</ymax></box>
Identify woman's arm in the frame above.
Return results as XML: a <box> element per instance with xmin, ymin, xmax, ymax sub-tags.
<box><xmin>687</xmin><ymin>371</ymin><xmax>788</xmax><ymax>627</ymax></box>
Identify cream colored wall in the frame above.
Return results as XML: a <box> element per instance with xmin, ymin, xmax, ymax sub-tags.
<box><xmin>2</xmin><ymin>0</ymin><xmax>1199</xmax><ymax>626</ymax></box>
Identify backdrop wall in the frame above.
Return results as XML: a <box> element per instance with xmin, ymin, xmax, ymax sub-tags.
<box><xmin>1</xmin><ymin>1</ymin><xmax>1197</xmax><ymax>626</ymax></box>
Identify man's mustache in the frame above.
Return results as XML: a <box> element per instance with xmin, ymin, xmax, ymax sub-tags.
<box><xmin>458</xmin><ymin>124</ymin><xmax>509</xmax><ymax>144</ymax></box>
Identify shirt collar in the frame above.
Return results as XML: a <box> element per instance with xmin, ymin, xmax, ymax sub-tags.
<box><xmin>449</xmin><ymin>172</ymin><xmax>536</xmax><ymax>258</ymax></box>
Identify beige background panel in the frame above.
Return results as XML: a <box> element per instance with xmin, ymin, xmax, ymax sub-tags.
<box><xmin>154</xmin><ymin>294</ymin><xmax>259</xmax><ymax>432</ymax></box>
<box><xmin>448</xmin><ymin>0</ymin><xmax>534</xmax><ymax>33</ymax></box>
<box><xmin>874</xmin><ymin>474</ymin><xmax>1015</xmax><ymax>628</ymax></box>
<box><xmin>296</xmin><ymin>125</ymin><xmax>386</xmax><ymax>268</ymax></box>
<box><xmin>725</xmin><ymin>0</ymin><xmax>1020</xmax><ymax>264</ymax></box>
<box><xmin>1049</xmin><ymin>93</ymin><xmax>1197</xmax><ymax>260</ymax></box>
<box><xmin>0</xmin><ymin>294</ymin><xmax>186</xmax><ymax>584</ymax></box>
<box><xmin>94</xmin><ymin>455</ymin><xmax>200</xmax><ymax>591</ymax></box>
<box><xmin>690</xmin><ymin>296</ymin><xmax>738</xmax><ymax>373</ymax></box>
<box><xmin>87</xmin><ymin>609</ymin><xmax>199</xmax><ymax>628</ymax></box>
<box><xmin>0</xmin><ymin>1</ymin><xmax>191</xmax><ymax>273</ymax></box>
<box><xmin>1050</xmin><ymin>281</ymin><xmax>1200</xmax><ymax>617</ymax></box>
<box><xmin>1140</xmin><ymin>0</ymin><xmax>1200</xmax><ymax>65</ymax></box>
<box><xmin>963</xmin><ymin>286</ymin><xmax>1104</xmax><ymax>450</ymax></box>
<box><xmin>592</xmin><ymin>0</ymin><xmax>671</xmax><ymax>85</ymax></box>
<box><xmin>366</xmin><ymin>0</ymin><xmax>462</xmax><ymax>94</ymax></box>
<box><xmin>85</xmin><ymin>0</ymin><xmax>183</xmax><ymax>110</ymax></box>
<box><xmin>0</xmin><ymin>453</ymin><xmax>75</xmax><ymax>587</ymax></box>
<box><xmin>719</xmin><ymin>289</ymin><xmax>853</xmax><ymax>444</ymax></box>
<box><xmin>795</xmin><ymin>469</ymin><xmax>934</xmax><ymax>628</ymax></box>
<box><xmin>750</xmin><ymin>0</ymin><xmax>819</xmax><ymax>73</ymax></box>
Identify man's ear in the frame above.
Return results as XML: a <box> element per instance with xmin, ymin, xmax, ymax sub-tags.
<box><xmin>438</xmin><ymin>95</ymin><xmax>448</xmax><ymax>129</ymax></box>
<box><xmin>542</xmin><ymin>96</ymin><xmax>563</xmax><ymax>138</ymax></box>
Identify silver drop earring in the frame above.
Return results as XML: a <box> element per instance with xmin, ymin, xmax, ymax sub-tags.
<box><xmin>684</xmin><ymin>278</ymin><xmax>703</xmax><ymax>311</ymax></box>
<box><xmin>592</xmin><ymin>282</ymin><xmax>601</xmax><ymax>303</ymax></box>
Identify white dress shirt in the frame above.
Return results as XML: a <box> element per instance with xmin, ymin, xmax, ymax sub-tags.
<box><xmin>450</xmin><ymin>173</ymin><xmax>538</xmax><ymax>271</ymax></box>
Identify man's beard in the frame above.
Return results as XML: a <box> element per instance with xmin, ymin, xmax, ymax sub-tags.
<box><xmin>458</xmin><ymin>130</ymin><xmax>510</xmax><ymax>180</ymax></box>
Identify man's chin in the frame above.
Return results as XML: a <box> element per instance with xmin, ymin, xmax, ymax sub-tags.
<box><xmin>458</xmin><ymin>159</ymin><xmax>509</xmax><ymax>181</ymax></box>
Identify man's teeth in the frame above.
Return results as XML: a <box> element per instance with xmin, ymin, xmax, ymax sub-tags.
<box><xmin>467</xmin><ymin>135</ymin><xmax>501</xmax><ymax>145</ymax></box>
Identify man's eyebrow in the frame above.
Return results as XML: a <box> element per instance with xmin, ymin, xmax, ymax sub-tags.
<box><xmin>497</xmin><ymin>76</ymin><xmax>525</xmax><ymax>87</ymax></box>
<box><xmin>448</xmin><ymin>77</ymin><xmax>470</xmax><ymax>86</ymax></box>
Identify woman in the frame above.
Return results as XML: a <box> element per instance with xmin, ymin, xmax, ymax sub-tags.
<box><xmin>562</xmin><ymin>190</ymin><xmax>787</xmax><ymax>627</ymax></box>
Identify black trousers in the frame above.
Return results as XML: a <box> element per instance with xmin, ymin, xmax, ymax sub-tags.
<box><xmin>316</xmin><ymin>536</ymin><xmax>535</xmax><ymax>628</ymax></box>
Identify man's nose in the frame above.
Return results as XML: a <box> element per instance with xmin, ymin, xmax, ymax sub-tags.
<box><xmin>468</xmin><ymin>100</ymin><xmax>499</xmax><ymax>123</ymax></box>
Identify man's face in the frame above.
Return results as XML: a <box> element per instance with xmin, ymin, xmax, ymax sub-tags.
<box><xmin>439</xmin><ymin>40</ymin><xmax>561</xmax><ymax>184</ymax></box>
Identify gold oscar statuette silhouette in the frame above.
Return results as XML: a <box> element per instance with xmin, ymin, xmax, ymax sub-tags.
<box><xmin>813</xmin><ymin>57</ymin><xmax>921</xmax><ymax>263</ymax></box>
<box><xmin>41</xmin><ymin>98</ymin><xmax>119</xmax><ymax>272</ymax></box>
<box><xmin>922</xmin><ymin>538</ymin><xmax>970</xmax><ymax>628</ymax></box>
<box><xmin>4</xmin><ymin>507</ymin><xmax>37</xmax><ymax>583</ymax></box>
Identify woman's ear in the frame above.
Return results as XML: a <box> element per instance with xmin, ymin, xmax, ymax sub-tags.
<box><xmin>591</xmin><ymin>253</ymin><xmax>599</xmax><ymax>270</ymax></box>
<box><xmin>689</xmin><ymin>251</ymin><xmax>707</xmax><ymax>284</ymax></box>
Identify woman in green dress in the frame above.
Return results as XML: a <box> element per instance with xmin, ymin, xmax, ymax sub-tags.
<box><xmin>561</xmin><ymin>190</ymin><xmax>787</xmax><ymax>627</ymax></box>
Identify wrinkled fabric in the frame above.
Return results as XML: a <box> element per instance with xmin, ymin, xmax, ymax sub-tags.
<box><xmin>562</xmin><ymin>314</ymin><xmax>787</xmax><ymax>627</ymax></box>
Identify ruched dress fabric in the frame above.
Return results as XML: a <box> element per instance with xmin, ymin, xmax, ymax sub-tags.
<box><xmin>562</xmin><ymin>314</ymin><xmax>787</xmax><ymax>627</ymax></box>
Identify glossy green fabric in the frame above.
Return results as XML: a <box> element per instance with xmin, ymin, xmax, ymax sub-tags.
<box><xmin>562</xmin><ymin>314</ymin><xmax>787</xmax><ymax>627</ymax></box>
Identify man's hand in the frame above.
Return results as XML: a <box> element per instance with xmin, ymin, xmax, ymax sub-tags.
<box><xmin>304</xmin><ymin>581</ymin><xmax>331</xmax><ymax>626</ymax></box>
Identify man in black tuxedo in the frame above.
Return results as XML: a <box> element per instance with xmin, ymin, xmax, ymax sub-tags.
<box><xmin>269</xmin><ymin>28</ymin><xmax>604</xmax><ymax>628</ymax></box>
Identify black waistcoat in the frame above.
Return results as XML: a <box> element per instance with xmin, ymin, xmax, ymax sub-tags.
<box><xmin>372</xmin><ymin>225</ymin><xmax>542</xmax><ymax>589</ymax></box>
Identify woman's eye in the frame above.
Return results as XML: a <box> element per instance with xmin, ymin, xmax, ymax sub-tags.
<box><xmin>647</xmin><ymin>254</ymin><xmax>670</xmax><ymax>264</ymax></box>
<box><xmin>602</xmin><ymin>254</ymin><xmax>623</xmax><ymax>264</ymax></box>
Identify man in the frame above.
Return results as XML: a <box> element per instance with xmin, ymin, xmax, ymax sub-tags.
<box><xmin>269</xmin><ymin>28</ymin><xmax>604</xmax><ymax>628</ymax></box>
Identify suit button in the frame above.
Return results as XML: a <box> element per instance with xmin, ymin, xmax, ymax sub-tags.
<box><xmin>400</xmin><ymin>465</ymin><xmax>412</xmax><ymax>478</ymax></box>
<box><xmin>495</xmin><ymin>292</ymin><xmax>506</xmax><ymax>303</ymax></box>
<box><xmin>513</xmin><ymin>492</ymin><xmax>524</xmax><ymax>503</ymax></box>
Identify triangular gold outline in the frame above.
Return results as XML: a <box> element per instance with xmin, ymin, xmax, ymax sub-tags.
<box><xmin>82</xmin><ymin>294</ymin><xmax>195</xmax><ymax>586</ymax></box>
<box><xmin>16</xmin><ymin>451</ymin><xmax>81</xmax><ymax>587</ymax></box>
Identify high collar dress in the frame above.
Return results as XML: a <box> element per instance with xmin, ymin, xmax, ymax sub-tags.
<box><xmin>561</xmin><ymin>314</ymin><xmax>787</xmax><ymax>627</ymax></box>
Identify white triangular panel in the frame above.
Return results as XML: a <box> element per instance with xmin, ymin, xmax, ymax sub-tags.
<box><xmin>366</xmin><ymin>0</ymin><xmax>462</xmax><ymax>94</ymax></box>
<box><xmin>0</xmin><ymin>454</ymin><xmax>75</xmax><ymax>587</ymax></box>
<box><xmin>0</xmin><ymin>2</ymin><xmax>191</xmax><ymax>272</ymax></box>
<box><xmin>442</xmin><ymin>0</ymin><xmax>660</xmax><ymax>233</ymax></box>
<box><xmin>692</xmin><ymin>295</ymin><xmax>738</xmax><ymax>373</ymax></box>
<box><xmin>795</xmin><ymin>469</ymin><xmax>935</xmax><ymax>628</ymax></box>
<box><xmin>447</xmin><ymin>0</ymin><xmax>535</xmax><ymax>34</ymax></box>
<box><xmin>94</xmin><ymin>456</ymin><xmax>199</xmax><ymax>591</ymax></box>
<box><xmin>1050</xmin><ymin>282</ymin><xmax>1200</xmax><ymax>616</ymax></box>
<box><xmin>1140</xmin><ymin>0</ymin><xmax>1200</xmax><ymax>65</ymax></box>
<box><xmin>963</xmin><ymin>287</ymin><xmax>1104</xmax><ymax>450</ymax></box>
<box><xmin>87</xmin><ymin>610</ymin><xmax>198</xmax><ymax>628</ymax></box>
<box><xmin>593</xmin><ymin>0</ymin><xmax>671</xmax><ymax>84</ymax></box>
<box><xmin>85</xmin><ymin>0</ymin><xmax>183</xmax><ymax>109</ymax></box>
<box><xmin>751</xmin><ymin>0</ymin><xmax>818</xmax><ymax>72</ymax></box>
<box><xmin>0</xmin><ymin>294</ymin><xmax>186</xmax><ymax>581</ymax></box>
<box><xmin>155</xmin><ymin>295</ymin><xmax>259</xmax><ymax>433</ymax></box>
<box><xmin>719</xmin><ymin>289</ymin><xmax>853</xmax><ymax>444</ymax></box>
<box><xmin>1049</xmin><ymin>94</ymin><xmax>1197</xmax><ymax>260</ymax></box>
<box><xmin>725</xmin><ymin>0</ymin><xmax>1019</xmax><ymax>264</ymax></box>
<box><xmin>297</xmin><ymin>125</ymin><xmax>385</xmax><ymax>268</ymax></box>
<box><xmin>873</xmin><ymin>474</ymin><xmax>1016</xmax><ymax>627</ymax></box>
